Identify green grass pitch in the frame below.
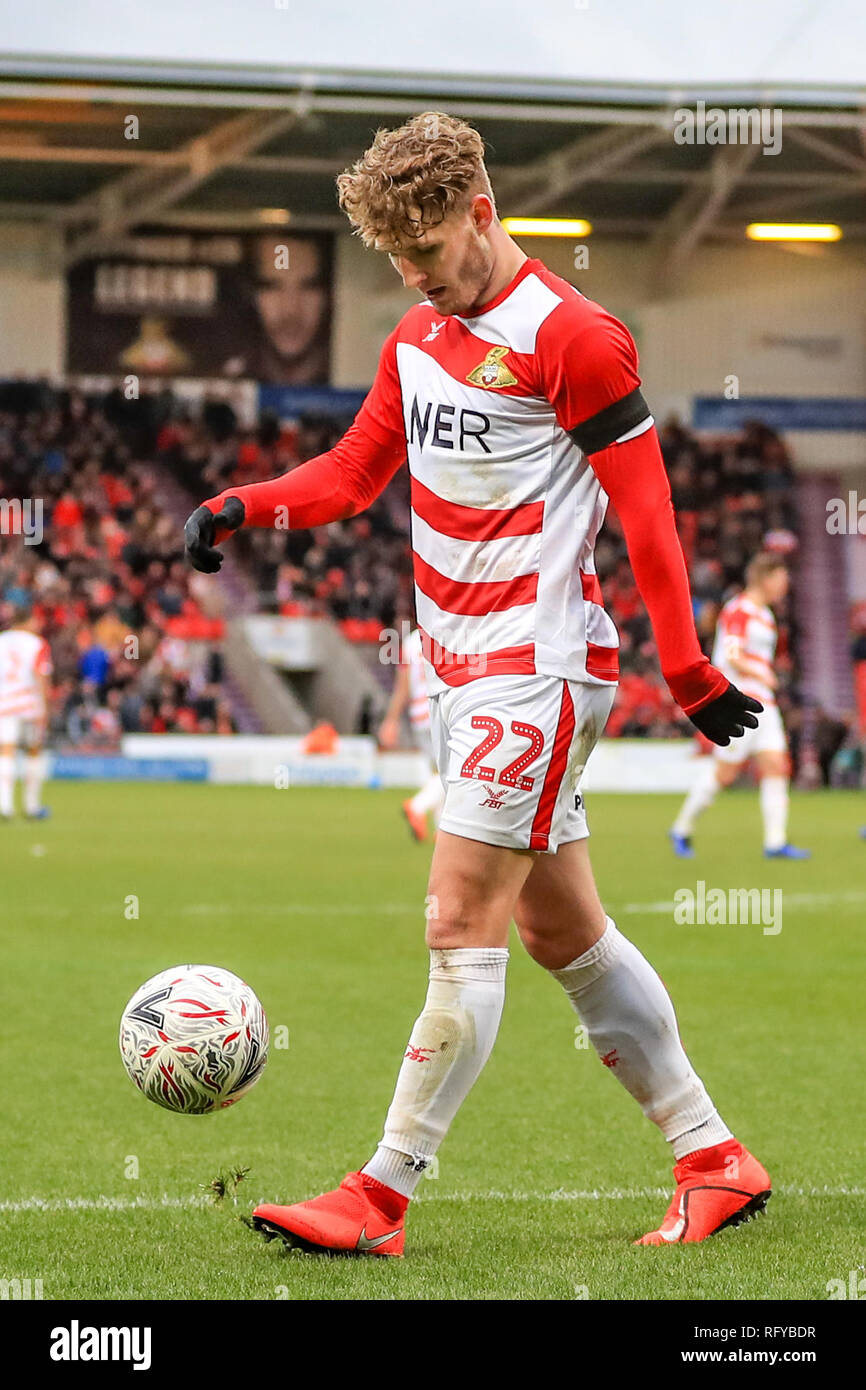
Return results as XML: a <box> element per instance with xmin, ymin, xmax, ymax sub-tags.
<box><xmin>1</xmin><ymin>781</ymin><xmax>863</xmax><ymax>1301</ymax></box>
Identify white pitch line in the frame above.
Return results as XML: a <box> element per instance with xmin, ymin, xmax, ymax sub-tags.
<box><xmin>0</xmin><ymin>1195</ymin><xmax>211</xmax><ymax>1213</ymax></box>
<box><xmin>38</xmin><ymin>889</ymin><xmax>865</xmax><ymax>922</ymax></box>
<box><xmin>2</xmin><ymin>1185</ymin><xmax>863</xmax><ymax>1213</ymax></box>
<box><xmin>179</xmin><ymin>903</ymin><xmax>421</xmax><ymax>917</ymax></box>
<box><xmin>418</xmin><ymin>1185</ymin><xmax>866</xmax><ymax>1201</ymax></box>
<box><xmin>176</xmin><ymin>889</ymin><xmax>866</xmax><ymax>919</ymax></box>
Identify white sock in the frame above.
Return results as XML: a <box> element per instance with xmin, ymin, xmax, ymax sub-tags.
<box><xmin>673</xmin><ymin>758</ymin><xmax>721</xmax><ymax>836</ymax></box>
<box><xmin>410</xmin><ymin>772</ymin><xmax>445</xmax><ymax>820</ymax></box>
<box><xmin>0</xmin><ymin>753</ymin><xmax>14</xmax><ymax>817</ymax></box>
<box><xmin>23</xmin><ymin>753</ymin><xmax>44</xmax><ymax>816</ymax></box>
<box><xmin>551</xmin><ymin>919</ymin><xmax>732</xmax><ymax>1160</ymax></box>
<box><xmin>760</xmin><ymin>775</ymin><xmax>788</xmax><ymax>851</ymax></box>
<box><xmin>363</xmin><ymin>946</ymin><xmax>508</xmax><ymax>1198</ymax></box>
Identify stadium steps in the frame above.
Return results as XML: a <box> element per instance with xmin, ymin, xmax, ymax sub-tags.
<box><xmin>794</xmin><ymin>472</ymin><xmax>855</xmax><ymax>719</ymax></box>
<box><xmin>357</xmin><ymin>640</ymin><xmax>396</xmax><ymax>697</ymax></box>
<box><xmin>154</xmin><ymin>462</ymin><xmax>384</xmax><ymax>735</ymax></box>
<box><xmin>223</xmin><ymin>621</ymin><xmax>311</xmax><ymax>735</ymax></box>
<box><xmin>221</xmin><ymin>665</ymin><xmax>275</xmax><ymax>735</ymax></box>
<box><xmin>295</xmin><ymin>621</ymin><xmax>388</xmax><ymax>734</ymax></box>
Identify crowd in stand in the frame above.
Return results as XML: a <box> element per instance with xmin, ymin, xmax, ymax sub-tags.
<box><xmin>0</xmin><ymin>383</ymin><xmax>800</xmax><ymax>746</ymax></box>
<box><xmin>0</xmin><ymin>387</ymin><xmax>236</xmax><ymax>748</ymax></box>
<box><xmin>600</xmin><ymin>417</ymin><xmax>800</xmax><ymax>736</ymax></box>
<box><xmin>161</xmin><ymin>405</ymin><xmax>414</xmax><ymax>640</ymax></box>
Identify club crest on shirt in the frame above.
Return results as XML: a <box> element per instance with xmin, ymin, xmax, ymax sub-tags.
<box><xmin>466</xmin><ymin>345</ymin><xmax>518</xmax><ymax>389</ymax></box>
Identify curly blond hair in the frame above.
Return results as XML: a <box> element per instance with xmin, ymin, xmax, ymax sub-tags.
<box><xmin>336</xmin><ymin>111</ymin><xmax>494</xmax><ymax>247</ymax></box>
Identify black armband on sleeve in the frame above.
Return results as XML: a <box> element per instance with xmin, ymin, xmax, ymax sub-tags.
<box><xmin>566</xmin><ymin>387</ymin><xmax>651</xmax><ymax>456</ymax></box>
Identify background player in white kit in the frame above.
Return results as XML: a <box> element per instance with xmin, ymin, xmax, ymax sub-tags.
<box><xmin>378</xmin><ymin>624</ymin><xmax>445</xmax><ymax>842</ymax></box>
<box><xmin>186</xmin><ymin>112</ymin><xmax>773</xmax><ymax>1253</ymax></box>
<box><xmin>0</xmin><ymin>604</ymin><xmax>52</xmax><ymax>821</ymax></box>
<box><xmin>671</xmin><ymin>552</ymin><xmax>809</xmax><ymax>859</ymax></box>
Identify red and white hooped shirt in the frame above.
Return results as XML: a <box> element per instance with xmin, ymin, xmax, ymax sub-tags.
<box><xmin>357</xmin><ymin>258</ymin><xmax>651</xmax><ymax>693</ymax></box>
<box><xmin>0</xmin><ymin>627</ymin><xmax>52</xmax><ymax>719</ymax></box>
<box><xmin>207</xmin><ymin>256</ymin><xmax>725</xmax><ymax>717</ymax></box>
<box><xmin>712</xmin><ymin>595</ymin><xmax>778</xmax><ymax>706</ymax></box>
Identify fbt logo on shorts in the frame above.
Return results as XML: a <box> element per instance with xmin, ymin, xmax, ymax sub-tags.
<box><xmin>479</xmin><ymin>788</ymin><xmax>509</xmax><ymax>810</ymax></box>
<box><xmin>0</xmin><ymin>498</ymin><xmax>43</xmax><ymax>545</ymax></box>
<box><xmin>49</xmin><ymin>1321</ymin><xmax>152</xmax><ymax>1371</ymax></box>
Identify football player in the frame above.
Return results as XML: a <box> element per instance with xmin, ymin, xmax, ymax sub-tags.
<box><xmin>0</xmin><ymin>603</ymin><xmax>52</xmax><ymax>820</ymax></box>
<box><xmin>671</xmin><ymin>553</ymin><xmax>809</xmax><ymax>859</ymax></box>
<box><xmin>186</xmin><ymin>113</ymin><xmax>769</xmax><ymax>1253</ymax></box>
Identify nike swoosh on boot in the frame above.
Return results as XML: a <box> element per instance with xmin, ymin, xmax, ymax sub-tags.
<box><xmin>356</xmin><ymin>1225</ymin><xmax>403</xmax><ymax>1251</ymax></box>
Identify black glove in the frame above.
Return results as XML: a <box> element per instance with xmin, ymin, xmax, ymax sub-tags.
<box><xmin>184</xmin><ymin>496</ymin><xmax>245</xmax><ymax>573</ymax></box>
<box><xmin>688</xmin><ymin>681</ymin><xmax>763</xmax><ymax>746</ymax></box>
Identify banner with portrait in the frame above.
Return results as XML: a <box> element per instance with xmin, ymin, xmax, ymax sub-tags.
<box><xmin>66</xmin><ymin>230</ymin><xmax>333</xmax><ymax>384</ymax></box>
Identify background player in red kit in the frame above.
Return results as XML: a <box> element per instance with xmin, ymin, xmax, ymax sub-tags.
<box><xmin>186</xmin><ymin>113</ymin><xmax>770</xmax><ymax>1253</ymax></box>
<box><xmin>671</xmin><ymin>552</ymin><xmax>809</xmax><ymax>860</ymax></box>
<box><xmin>0</xmin><ymin>604</ymin><xmax>52</xmax><ymax>821</ymax></box>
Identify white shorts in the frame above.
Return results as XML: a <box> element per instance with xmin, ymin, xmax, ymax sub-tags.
<box><xmin>0</xmin><ymin>714</ymin><xmax>43</xmax><ymax>749</ymax></box>
<box><xmin>714</xmin><ymin>701</ymin><xmax>787</xmax><ymax>764</ymax></box>
<box><xmin>429</xmin><ymin>674</ymin><xmax>614</xmax><ymax>853</ymax></box>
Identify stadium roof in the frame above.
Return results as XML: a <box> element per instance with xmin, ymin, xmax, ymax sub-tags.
<box><xmin>3</xmin><ymin>0</ymin><xmax>866</xmax><ymax>94</ymax></box>
<box><xmin>1</xmin><ymin>0</ymin><xmax>864</xmax><ymax>282</ymax></box>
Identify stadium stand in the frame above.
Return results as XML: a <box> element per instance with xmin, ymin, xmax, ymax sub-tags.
<box><xmin>0</xmin><ymin>383</ymin><xmax>800</xmax><ymax>748</ymax></box>
<box><xmin>0</xmin><ymin>387</ymin><xmax>236</xmax><ymax>747</ymax></box>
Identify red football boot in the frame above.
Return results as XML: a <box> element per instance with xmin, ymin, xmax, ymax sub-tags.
<box><xmin>253</xmin><ymin>1171</ymin><xmax>407</xmax><ymax>1257</ymax></box>
<box><xmin>636</xmin><ymin>1139</ymin><xmax>771</xmax><ymax>1245</ymax></box>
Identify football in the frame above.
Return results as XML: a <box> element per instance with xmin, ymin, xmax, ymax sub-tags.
<box><xmin>119</xmin><ymin>965</ymin><xmax>269</xmax><ymax>1115</ymax></box>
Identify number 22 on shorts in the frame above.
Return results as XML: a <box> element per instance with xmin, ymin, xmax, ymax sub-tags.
<box><xmin>460</xmin><ymin>715</ymin><xmax>545</xmax><ymax>791</ymax></box>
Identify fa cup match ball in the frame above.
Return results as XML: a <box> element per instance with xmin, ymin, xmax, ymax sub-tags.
<box><xmin>119</xmin><ymin>965</ymin><xmax>269</xmax><ymax>1115</ymax></box>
